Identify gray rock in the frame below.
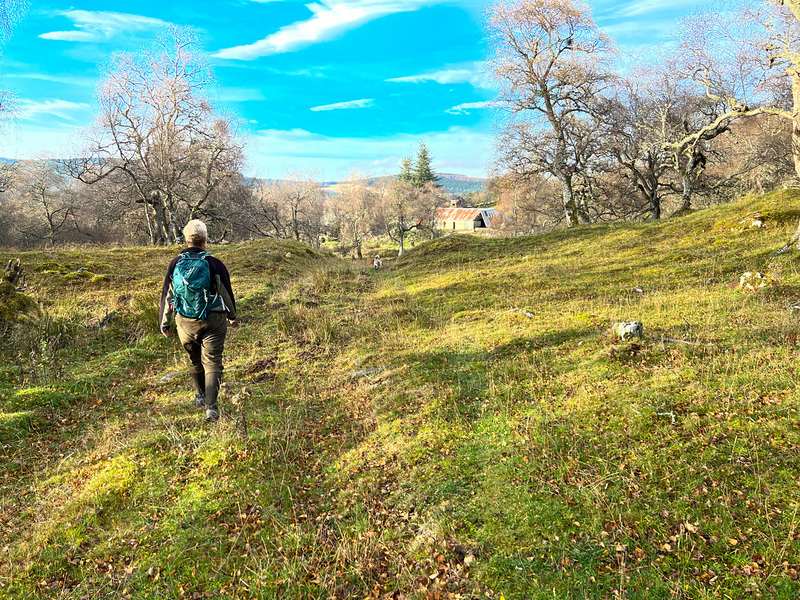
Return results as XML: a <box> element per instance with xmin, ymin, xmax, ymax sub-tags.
<box><xmin>612</xmin><ymin>321</ymin><xmax>643</xmax><ymax>341</ymax></box>
<box><xmin>351</xmin><ymin>367</ymin><xmax>387</xmax><ymax>379</ymax></box>
<box><xmin>159</xmin><ymin>371</ymin><xmax>182</xmax><ymax>383</ymax></box>
<box><xmin>739</xmin><ymin>271</ymin><xmax>772</xmax><ymax>291</ymax></box>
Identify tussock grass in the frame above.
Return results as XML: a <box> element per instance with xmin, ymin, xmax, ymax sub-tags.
<box><xmin>3</xmin><ymin>194</ymin><xmax>800</xmax><ymax>598</ymax></box>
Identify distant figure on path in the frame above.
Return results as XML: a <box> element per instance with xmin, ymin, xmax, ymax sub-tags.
<box><xmin>373</xmin><ymin>255</ymin><xmax>382</xmax><ymax>269</ymax></box>
<box><xmin>159</xmin><ymin>220</ymin><xmax>237</xmax><ymax>422</ymax></box>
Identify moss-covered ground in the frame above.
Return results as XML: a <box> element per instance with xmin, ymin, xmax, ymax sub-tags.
<box><xmin>1</xmin><ymin>191</ymin><xmax>800</xmax><ymax>599</ymax></box>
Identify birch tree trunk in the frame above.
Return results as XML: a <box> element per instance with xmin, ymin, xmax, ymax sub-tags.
<box><xmin>774</xmin><ymin>1</ymin><xmax>800</xmax><ymax>249</ymax></box>
<box><xmin>558</xmin><ymin>175</ymin><xmax>579</xmax><ymax>227</ymax></box>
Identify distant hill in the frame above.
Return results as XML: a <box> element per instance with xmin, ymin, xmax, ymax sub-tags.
<box><xmin>322</xmin><ymin>173</ymin><xmax>487</xmax><ymax>195</ymax></box>
<box><xmin>437</xmin><ymin>173</ymin><xmax>485</xmax><ymax>182</ymax></box>
<box><xmin>3</xmin><ymin>161</ymin><xmax>487</xmax><ymax>195</ymax></box>
<box><xmin>248</xmin><ymin>173</ymin><xmax>489</xmax><ymax>195</ymax></box>
<box><xmin>437</xmin><ymin>173</ymin><xmax>486</xmax><ymax>194</ymax></box>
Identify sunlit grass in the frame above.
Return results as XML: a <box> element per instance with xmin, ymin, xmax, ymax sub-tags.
<box><xmin>3</xmin><ymin>193</ymin><xmax>800</xmax><ymax>598</ymax></box>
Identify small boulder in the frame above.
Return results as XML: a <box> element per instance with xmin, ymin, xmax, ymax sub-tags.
<box><xmin>351</xmin><ymin>367</ymin><xmax>388</xmax><ymax>379</ymax></box>
<box><xmin>612</xmin><ymin>321</ymin><xmax>643</xmax><ymax>341</ymax></box>
<box><xmin>733</xmin><ymin>213</ymin><xmax>765</xmax><ymax>232</ymax></box>
<box><xmin>158</xmin><ymin>371</ymin><xmax>182</xmax><ymax>384</ymax></box>
<box><xmin>739</xmin><ymin>272</ymin><xmax>773</xmax><ymax>291</ymax></box>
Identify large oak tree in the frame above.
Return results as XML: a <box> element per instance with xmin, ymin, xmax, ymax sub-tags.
<box><xmin>487</xmin><ymin>0</ymin><xmax>615</xmax><ymax>227</ymax></box>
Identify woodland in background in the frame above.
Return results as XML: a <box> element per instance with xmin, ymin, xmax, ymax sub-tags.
<box><xmin>487</xmin><ymin>0</ymin><xmax>800</xmax><ymax>234</ymax></box>
<box><xmin>1</xmin><ymin>0</ymin><xmax>800</xmax><ymax>250</ymax></box>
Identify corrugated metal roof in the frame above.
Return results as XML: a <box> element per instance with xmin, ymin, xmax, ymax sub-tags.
<box><xmin>435</xmin><ymin>207</ymin><xmax>487</xmax><ymax>221</ymax></box>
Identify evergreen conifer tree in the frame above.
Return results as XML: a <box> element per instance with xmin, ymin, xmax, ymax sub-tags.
<box><xmin>412</xmin><ymin>141</ymin><xmax>440</xmax><ymax>188</ymax></box>
<box><xmin>398</xmin><ymin>157</ymin><xmax>414</xmax><ymax>183</ymax></box>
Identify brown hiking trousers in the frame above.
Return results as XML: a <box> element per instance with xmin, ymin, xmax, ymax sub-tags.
<box><xmin>176</xmin><ymin>312</ymin><xmax>228</xmax><ymax>378</ymax></box>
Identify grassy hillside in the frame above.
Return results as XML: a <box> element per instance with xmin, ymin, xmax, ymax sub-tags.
<box><xmin>2</xmin><ymin>192</ymin><xmax>800</xmax><ymax>599</ymax></box>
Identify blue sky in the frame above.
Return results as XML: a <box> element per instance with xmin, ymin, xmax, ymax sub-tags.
<box><xmin>0</xmin><ymin>0</ymin><xmax>715</xmax><ymax>182</ymax></box>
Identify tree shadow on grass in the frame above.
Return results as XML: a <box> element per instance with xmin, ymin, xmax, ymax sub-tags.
<box><xmin>394</xmin><ymin>327</ymin><xmax>595</xmax><ymax>424</ymax></box>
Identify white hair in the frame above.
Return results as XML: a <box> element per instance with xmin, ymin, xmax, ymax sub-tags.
<box><xmin>183</xmin><ymin>220</ymin><xmax>208</xmax><ymax>245</ymax></box>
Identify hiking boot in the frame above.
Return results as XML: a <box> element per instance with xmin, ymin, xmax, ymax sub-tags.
<box><xmin>193</xmin><ymin>393</ymin><xmax>205</xmax><ymax>408</ymax></box>
<box><xmin>205</xmin><ymin>406</ymin><xmax>220</xmax><ymax>422</ymax></box>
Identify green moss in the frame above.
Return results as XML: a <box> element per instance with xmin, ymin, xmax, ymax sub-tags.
<box><xmin>80</xmin><ymin>455</ymin><xmax>138</xmax><ymax>503</ymax></box>
<box><xmin>0</xmin><ymin>410</ymin><xmax>35</xmax><ymax>443</ymax></box>
<box><xmin>0</xmin><ymin>281</ymin><xmax>36</xmax><ymax>321</ymax></box>
<box><xmin>83</xmin><ymin>261</ymin><xmax>112</xmax><ymax>272</ymax></box>
<box><xmin>33</xmin><ymin>261</ymin><xmax>72</xmax><ymax>273</ymax></box>
<box><xmin>62</xmin><ymin>270</ymin><xmax>95</xmax><ymax>281</ymax></box>
<box><xmin>3</xmin><ymin>386</ymin><xmax>76</xmax><ymax>412</ymax></box>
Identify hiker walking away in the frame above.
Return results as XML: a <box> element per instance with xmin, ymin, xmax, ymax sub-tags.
<box><xmin>159</xmin><ymin>220</ymin><xmax>237</xmax><ymax>422</ymax></box>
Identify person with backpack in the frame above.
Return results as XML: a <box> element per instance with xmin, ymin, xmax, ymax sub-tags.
<box><xmin>159</xmin><ymin>220</ymin><xmax>237</xmax><ymax>422</ymax></box>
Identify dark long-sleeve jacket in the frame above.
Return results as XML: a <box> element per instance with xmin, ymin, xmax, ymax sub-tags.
<box><xmin>159</xmin><ymin>247</ymin><xmax>237</xmax><ymax>331</ymax></box>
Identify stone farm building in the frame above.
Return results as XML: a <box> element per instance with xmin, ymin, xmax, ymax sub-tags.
<box><xmin>434</xmin><ymin>207</ymin><xmax>503</xmax><ymax>232</ymax></box>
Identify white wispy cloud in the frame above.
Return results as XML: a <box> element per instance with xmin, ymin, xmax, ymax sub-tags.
<box><xmin>7</xmin><ymin>72</ymin><xmax>97</xmax><ymax>87</ymax></box>
<box><xmin>604</xmin><ymin>0</ymin><xmax>716</xmax><ymax>18</ymax></box>
<box><xmin>446</xmin><ymin>101</ymin><xmax>496</xmax><ymax>115</ymax></box>
<box><xmin>17</xmin><ymin>99</ymin><xmax>92</xmax><ymax>122</ymax></box>
<box><xmin>213</xmin><ymin>0</ymin><xmax>433</xmax><ymax>59</ymax></box>
<box><xmin>386</xmin><ymin>62</ymin><xmax>492</xmax><ymax>89</ymax></box>
<box><xmin>599</xmin><ymin>20</ymin><xmax>676</xmax><ymax>41</ymax></box>
<box><xmin>39</xmin><ymin>10</ymin><xmax>169</xmax><ymax>43</ymax></box>
<box><xmin>310</xmin><ymin>98</ymin><xmax>374</xmax><ymax>111</ymax></box>
<box><xmin>215</xmin><ymin>87</ymin><xmax>267</xmax><ymax>103</ymax></box>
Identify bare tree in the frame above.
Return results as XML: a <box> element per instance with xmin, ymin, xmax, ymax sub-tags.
<box><xmin>0</xmin><ymin>0</ymin><xmax>27</xmax><ymax>119</ymax></box>
<box><xmin>0</xmin><ymin>161</ymin><xmax>17</xmax><ymax>193</ymax></box>
<box><xmin>737</xmin><ymin>0</ymin><xmax>800</xmax><ymax>247</ymax></box>
<box><xmin>487</xmin><ymin>0</ymin><xmax>615</xmax><ymax>227</ymax></box>
<box><xmin>0</xmin><ymin>0</ymin><xmax>27</xmax><ymax>47</ymax></box>
<box><xmin>0</xmin><ymin>1</ymin><xmax>27</xmax><ymax>201</ymax></box>
<box><xmin>655</xmin><ymin>10</ymin><xmax>778</xmax><ymax>213</ymax></box>
<box><xmin>745</xmin><ymin>0</ymin><xmax>800</xmax><ymax>175</ymax></box>
<box><xmin>600</xmin><ymin>69</ymin><xmax>677</xmax><ymax>220</ymax></box>
<box><xmin>14</xmin><ymin>159</ymin><xmax>78</xmax><ymax>247</ymax></box>
<box><xmin>663</xmin><ymin>1</ymin><xmax>800</xmax><ymax>239</ymax></box>
<box><xmin>712</xmin><ymin>113</ymin><xmax>794</xmax><ymax>196</ymax></box>
<box><xmin>491</xmin><ymin>173</ymin><xmax>560</xmax><ymax>235</ymax></box>
<box><xmin>67</xmin><ymin>26</ymin><xmax>245</xmax><ymax>245</ymax></box>
<box><xmin>280</xmin><ymin>173</ymin><xmax>325</xmax><ymax>247</ymax></box>
<box><xmin>375</xmin><ymin>180</ymin><xmax>439</xmax><ymax>256</ymax></box>
<box><xmin>328</xmin><ymin>173</ymin><xmax>377</xmax><ymax>258</ymax></box>
<box><xmin>234</xmin><ymin>174</ymin><xmax>324</xmax><ymax>246</ymax></box>
<box><xmin>237</xmin><ymin>179</ymin><xmax>287</xmax><ymax>239</ymax></box>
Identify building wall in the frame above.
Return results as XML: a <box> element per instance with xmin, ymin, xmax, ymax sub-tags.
<box><xmin>438</xmin><ymin>219</ymin><xmax>482</xmax><ymax>231</ymax></box>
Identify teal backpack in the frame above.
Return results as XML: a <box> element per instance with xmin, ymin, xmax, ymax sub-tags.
<box><xmin>172</xmin><ymin>251</ymin><xmax>220</xmax><ymax>319</ymax></box>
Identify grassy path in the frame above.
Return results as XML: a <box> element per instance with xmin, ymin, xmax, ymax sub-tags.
<box><xmin>3</xmin><ymin>192</ymin><xmax>800</xmax><ymax>598</ymax></box>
